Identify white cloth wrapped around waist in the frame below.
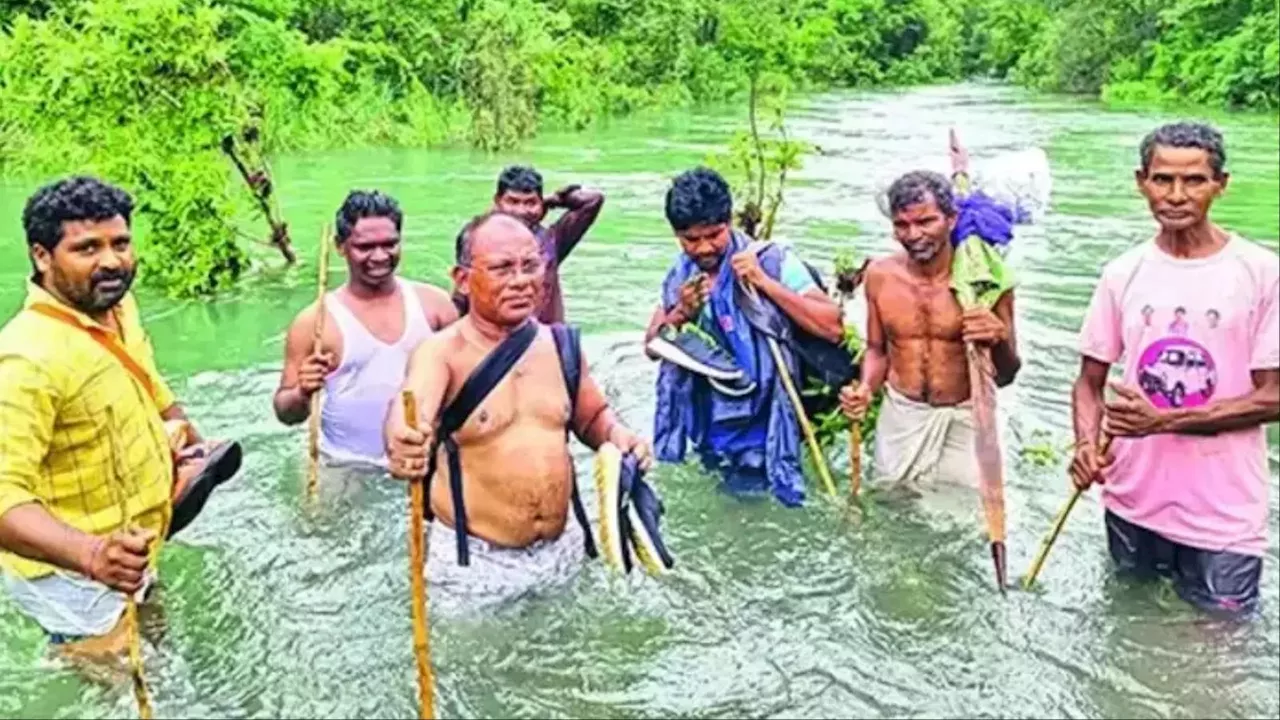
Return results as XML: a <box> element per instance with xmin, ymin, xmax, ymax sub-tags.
<box><xmin>873</xmin><ymin>385</ymin><xmax>981</xmax><ymax>493</ymax></box>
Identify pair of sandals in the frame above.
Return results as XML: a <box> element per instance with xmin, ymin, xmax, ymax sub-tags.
<box><xmin>646</xmin><ymin>324</ymin><xmax>757</xmax><ymax>397</ymax></box>
<box><xmin>594</xmin><ymin>443</ymin><xmax>675</xmax><ymax>577</ymax></box>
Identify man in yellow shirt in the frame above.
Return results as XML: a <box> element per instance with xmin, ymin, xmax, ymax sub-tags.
<box><xmin>0</xmin><ymin>176</ymin><xmax>240</xmax><ymax>651</ymax></box>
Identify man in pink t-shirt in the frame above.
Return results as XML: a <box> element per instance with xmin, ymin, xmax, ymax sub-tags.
<box><xmin>1071</xmin><ymin>122</ymin><xmax>1280</xmax><ymax>617</ymax></box>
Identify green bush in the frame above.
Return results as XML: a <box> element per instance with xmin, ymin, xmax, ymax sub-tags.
<box><xmin>0</xmin><ymin>0</ymin><xmax>251</xmax><ymax>296</ymax></box>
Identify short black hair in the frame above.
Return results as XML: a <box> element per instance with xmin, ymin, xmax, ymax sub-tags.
<box><xmin>23</xmin><ymin>176</ymin><xmax>133</xmax><ymax>253</ymax></box>
<box><xmin>665</xmin><ymin>167</ymin><xmax>733</xmax><ymax>231</ymax></box>
<box><xmin>335</xmin><ymin>190</ymin><xmax>402</xmax><ymax>243</ymax></box>
<box><xmin>886</xmin><ymin>171</ymin><xmax>956</xmax><ymax>216</ymax></box>
<box><xmin>1140</xmin><ymin>122</ymin><xmax>1226</xmax><ymax>179</ymax></box>
<box><xmin>496</xmin><ymin>165</ymin><xmax>543</xmax><ymax>197</ymax></box>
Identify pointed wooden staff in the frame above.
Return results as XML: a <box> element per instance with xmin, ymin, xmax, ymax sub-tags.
<box><xmin>400</xmin><ymin>391</ymin><xmax>435</xmax><ymax>719</ymax></box>
<box><xmin>306</xmin><ymin>225</ymin><xmax>332</xmax><ymax>499</ymax></box>
<box><xmin>1022</xmin><ymin>434</ymin><xmax>1113</xmax><ymax>589</ymax></box>
<box><xmin>104</xmin><ymin>409</ymin><xmax>154</xmax><ymax>720</ymax></box>
<box><xmin>966</xmin><ymin>343</ymin><xmax>1007</xmax><ymax>594</ymax></box>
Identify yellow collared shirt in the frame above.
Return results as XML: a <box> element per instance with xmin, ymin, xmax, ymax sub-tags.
<box><xmin>0</xmin><ymin>283</ymin><xmax>176</xmax><ymax>579</ymax></box>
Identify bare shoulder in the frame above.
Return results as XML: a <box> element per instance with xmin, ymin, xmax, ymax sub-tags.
<box><xmin>286</xmin><ymin>300</ymin><xmax>323</xmax><ymax>340</ymax></box>
<box><xmin>414</xmin><ymin>322</ymin><xmax>463</xmax><ymax>358</ymax></box>
<box><xmin>864</xmin><ymin>255</ymin><xmax>903</xmax><ymax>295</ymax></box>
<box><xmin>408</xmin><ymin>280</ymin><xmax>454</xmax><ymax>307</ymax></box>
<box><xmin>407</xmin><ymin>280</ymin><xmax>458</xmax><ymax>326</ymax></box>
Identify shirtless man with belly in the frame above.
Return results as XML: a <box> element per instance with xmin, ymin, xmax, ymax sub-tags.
<box><xmin>840</xmin><ymin>170</ymin><xmax>1021</xmax><ymax>496</ymax></box>
<box><xmin>384</xmin><ymin>212</ymin><xmax>652</xmax><ymax>611</ymax></box>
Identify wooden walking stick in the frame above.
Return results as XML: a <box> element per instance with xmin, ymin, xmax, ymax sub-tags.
<box><xmin>1022</xmin><ymin>434</ymin><xmax>1113</xmax><ymax>589</ymax></box>
<box><xmin>306</xmin><ymin>225</ymin><xmax>332</xmax><ymax>498</ymax></box>
<box><xmin>400</xmin><ymin>391</ymin><xmax>435</xmax><ymax>719</ymax></box>
<box><xmin>966</xmin><ymin>343</ymin><xmax>1008</xmax><ymax>594</ymax></box>
<box><xmin>741</xmin><ymin>280</ymin><xmax>838</xmax><ymax>497</ymax></box>
<box><xmin>104</xmin><ymin>410</ymin><xmax>154</xmax><ymax>720</ymax></box>
<box><xmin>849</xmin><ymin>413</ymin><xmax>863</xmax><ymax>500</ymax></box>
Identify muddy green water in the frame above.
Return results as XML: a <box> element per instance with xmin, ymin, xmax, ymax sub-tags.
<box><xmin>1</xmin><ymin>84</ymin><xmax>1277</xmax><ymax>719</ymax></box>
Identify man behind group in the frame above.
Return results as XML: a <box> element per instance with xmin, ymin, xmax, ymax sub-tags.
<box><xmin>385</xmin><ymin>212</ymin><xmax>651</xmax><ymax>611</ymax></box>
<box><xmin>0</xmin><ymin>176</ymin><xmax>236</xmax><ymax>651</ymax></box>
<box><xmin>840</xmin><ymin>170</ymin><xmax>1021</xmax><ymax>500</ymax></box>
<box><xmin>483</xmin><ymin>165</ymin><xmax>604</xmax><ymax>324</ymax></box>
<box><xmin>1070</xmin><ymin>122</ymin><xmax>1279</xmax><ymax>616</ymax></box>
<box><xmin>273</xmin><ymin>190</ymin><xmax>457</xmax><ymax>468</ymax></box>
<box><xmin>645</xmin><ymin>167</ymin><xmax>844</xmax><ymax>506</ymax></box>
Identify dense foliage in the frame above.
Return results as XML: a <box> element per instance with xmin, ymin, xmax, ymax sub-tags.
<box><xmin>1</xmin><ymin>0</ymin><xmax>1273</xmax><ymax>296</ymax></box>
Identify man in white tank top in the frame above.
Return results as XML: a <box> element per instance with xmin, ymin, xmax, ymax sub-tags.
<box><xmin>273</xmin><ymin>191</ymin><xmax>458</xmax><ymax>468</ymax></box>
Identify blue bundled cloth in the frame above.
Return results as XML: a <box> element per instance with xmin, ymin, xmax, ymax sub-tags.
<box><xmin>653</xmin><ymin>231</ymin><xmax>806</xmax><ymax>507</ymax></box>
<box><xmin>951</xmin><ymin>190</ymin><xmax>1015</xmax><ymax>249</ymax></box>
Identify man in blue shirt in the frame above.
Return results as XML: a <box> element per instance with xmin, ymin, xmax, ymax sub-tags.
<box><xmin>644</xmin><ymin>167</ymin><xmax>843</xmax><ymax>505</ymax></box>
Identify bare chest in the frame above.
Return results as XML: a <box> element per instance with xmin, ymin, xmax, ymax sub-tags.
<box><xmin>448</xmin><ymin>341</ymin><xmax>570</xmax><ymax>443</ymax></box>
<box><xmin>877</xmin><ymin>280</ymin><xmax>964</xmax><ymax>342</ymax></box>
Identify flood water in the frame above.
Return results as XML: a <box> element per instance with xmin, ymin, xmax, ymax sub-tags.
<box><xmin>1</xmin><ymin>83</ymin><xmax>1277</xmax><ymax>719</ymax></box>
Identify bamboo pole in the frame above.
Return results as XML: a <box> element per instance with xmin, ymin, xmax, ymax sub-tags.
<box><xmin>1022</xmin><ymin>435</ymin><xmax>1114</xmax><ymax>589</ymax></box>
<box><xmin>400</xmin><ymin>391</ymin><xmax>435</xmax><ymax>719</ymax></box>
<box><xmin>306</xmin><ymin>225</ymin><xmax>332</xmax><ymax>498</ymax></box>
<box><xmin>849</xmin><ymin>421</ymin><xmax>863</xmax><ymax>500</ymax></box>
<box><xmin>104</xmin><ymin>410</ymin><xmax>154</xmax><ymax>720</ymax></box>
<box><xmin>742</xmin><ymin>284</ymin><xmax>837</xmax><ymax>497</ymax></box>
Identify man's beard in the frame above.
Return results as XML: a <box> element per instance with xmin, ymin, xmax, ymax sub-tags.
<box><xmin>53</xmin><ymin>266</ymin><xmax>135</xmax><ymax>314</ymax></box>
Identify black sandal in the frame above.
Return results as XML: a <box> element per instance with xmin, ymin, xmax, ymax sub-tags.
<box><xmin>168</xmin><ymin>440</ymin><xmax>242</xmax><ymax>539</ymax></box>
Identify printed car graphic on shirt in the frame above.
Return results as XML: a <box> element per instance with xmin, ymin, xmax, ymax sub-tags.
<box><xmin>1137</xmin><ymin>338</ymin><xmax>1218</xmax><ymax>409</ymax></box>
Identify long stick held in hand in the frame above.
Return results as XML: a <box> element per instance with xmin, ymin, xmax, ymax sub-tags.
<box><xmin>1023</xmin><ymin>435</ymin><xmax>1113</xmax><ymax>589</ymax></box>
<box><xmin>306</xmin><ymin>225</ymin><xmax>332</xmax><ymax>498</ymax></box>
<box><xmin>849</xmin><ymin>423</ymin><xmax>863</xmax><ymax>500</ymax></box>
<box><xmin>741</xmin><ymin>284</ymin><xmax>838</xmax><ymax>497</ymax></box>
<box><xmin>400</xmin><ymin>391</ymin><xmax>435</xmax><ymax>719</ymax></box>
<box><xmin>104</xmin><ymin>411</ymin><xmax>154</xmax><ymax>720</ymax></box>
<box><xmin>966</xmin><ymin>342</ymin><xmax>1007</xmax><ymax>594</ymax></box>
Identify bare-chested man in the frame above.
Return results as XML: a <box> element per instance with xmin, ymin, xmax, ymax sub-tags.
<box><xmin>840</xmin><ymin>170</ymin><xmax>1020</xmax><ymax>496</ymax></box>
<box><xmin>274</xmin><ymin>190</ymin><xmax>457</xmax><ymax>469</ymax></box>
<box><xmin>385</xmin><ymin>212</ymin><xmax>652</xmax><ymax>611</ymax></box>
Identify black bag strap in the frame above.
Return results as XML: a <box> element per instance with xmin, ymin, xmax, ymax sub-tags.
<box><xmin>427</xmin><ymin>320</ymin><xmax>539</xmax><ymax>566</ymax></box>
<box><xmin>551</xmin><ymin>324</ymin><xmax>598</xmax><ymax>560</ymax></box>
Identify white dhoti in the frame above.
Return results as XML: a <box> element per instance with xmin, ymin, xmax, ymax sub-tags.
<box><xmin>872</xmin><ymin>386</ymin><xmax>982</xmax><ymax>515</ymax></box>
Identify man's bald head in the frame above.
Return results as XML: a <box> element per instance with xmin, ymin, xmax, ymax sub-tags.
<box><xmin>452</xmin><ymin>211</ymin><xmax>545</xmax><ymax>326</ymax></box>
<box><xmin>456</xmin><ymin>211</ymin><xmax>536</xmax><ymax>267</ymax></box>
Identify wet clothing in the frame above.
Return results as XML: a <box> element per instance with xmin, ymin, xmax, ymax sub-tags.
<box><xmin>532</xmin><ymin>194</ymin><xmax>605</xmax><ymax>324</ymax></box>
<box><xmin>0</xmin><ymin>284</ymin><xmax>173</xmax><ymax>582</ymax></box>
<box><xmin>3</xmin><ymin>569</ymin><xmax>154</xmax><ymax>642</ymax></box>
<box><xmin>426</xmin><ymin>519</ymin><xmax>585</xmax><ymax>615</ymax></box>
<box><xmin>1106</xmin><ymin>510</ymin><xmax>1261</xmax><ymax>617</ymax></box>
<box><xmin>319</xmin><ymin>279</ymin><xmax>434</xmax><ymax>468</ymax></box>
<box><xmin>654</xmin><ymin>232</ymin><xmax>817</xmax><ymax>506</ymax></box>
<box><xmin>1079</xmin><ymin>236</ymin><xmax>1279</xmax><ymax>557</ymax></box>
<box><xmin>873</xmin><ymin>385</ymin><xmax>980</xmax><ymax>493</ymax></box>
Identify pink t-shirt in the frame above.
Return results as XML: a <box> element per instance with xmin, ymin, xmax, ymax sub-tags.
<box><xmin>1078</xmin><ymin>235</ymin><xmax>1280</xmax><ymax>556</ymax></box>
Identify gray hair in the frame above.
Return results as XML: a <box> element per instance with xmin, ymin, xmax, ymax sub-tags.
<box><xmin>885</xmin><ymin>170</ymin><xmax>956</xmax><ymax>217</ymax></box>
<box><xmin>1139</xmin><ymin>122</ymin><xmax>1226</xmax><ymax>178</ymax></box>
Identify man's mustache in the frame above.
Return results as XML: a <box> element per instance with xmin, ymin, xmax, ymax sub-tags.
<box><xmin>91</xmin><ymin>268</ymin><xmax>132</xmax><ymax>286</ymax></box>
